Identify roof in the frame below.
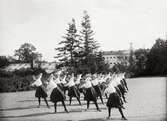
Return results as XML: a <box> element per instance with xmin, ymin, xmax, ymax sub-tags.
<box><xmin>102</xmin><ymin>50</ymin><xmax>130</xmax><ymax>56</ymax></box>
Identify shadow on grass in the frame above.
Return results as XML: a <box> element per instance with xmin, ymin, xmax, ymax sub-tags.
<box><xmin>79</xmin><ymin>118</ymin><xmax>126</xmax><ymax>121</ymax></box>
<box><xmin>79</xmin><ymin>118</ymin><xmax>106</xmax><ymax>121</ymax></box>
<box><xmin>17</xmin><ymin>97</ymin><xmax>107</xmax><ymax>103</ymax></box>
<box><xmin>0</xmin><ymin>107</ymin><xmax>107</xmax><ymax>119</ymax></box>
<box><xmin>0</xmin><ymin>105</ymin><xmax>39</xmax><ymax>111</ymax></box>
<box><xmin>79</xmin><ymin>114</ymin><xmax>167</xmax><ymax>121</ymax></box>
<box><xmin>0</xmin><ymin>112</ymin><xmax>54</xmax><ymax>118</ymax></box>
<box><xmin>0</xmin><ymin>101</ymin><xmax>106</xmax><ymax>112</ymax></box>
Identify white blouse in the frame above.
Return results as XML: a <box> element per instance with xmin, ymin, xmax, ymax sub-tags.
<box><xmin>75</xmin><ymin>74</ymin><xmax>82</xmax><ymax>85</ymax></box>
<box><xmin>31</xmin><ymin>73</ymin><xmax>43</xmax><ymax>87</ymax></box>
<box><xmin>81</xmin><ymin>79</ymin><xmax>92</xmax><ymax>88</ymax></box>
<box><xmin>104</xmin><ymin>84</ymin><xmax>116</xmax><ymax>94</ymax></box>
<box><xmin>91</xmin><ymin>78</ymin><xmax>99</xmax><ymax>86</ymax></box>
<box><xmin>54</xmin><ymin>77</ymin><xmax>61</xmax><ymax>84</ymax></box>
<box><xmin>66</xmin><ymin>77</ymin><xmax>75</xmax><ymax>87</ymax></box>
<box><xmin>46</xmin><ymin>79</ymin><xmax>57</xmax><ymax>94</ymax></box>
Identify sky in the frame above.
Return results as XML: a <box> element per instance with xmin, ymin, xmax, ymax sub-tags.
<box><xmin>0</xmin><ymin>0</ymin><xmax>167</xmax><ymax>61</ymax></box>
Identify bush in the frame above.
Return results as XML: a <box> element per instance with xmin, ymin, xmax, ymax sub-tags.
<box><xmin>0</xmin><ymin>69</ymin><xmax>13</xmax><ymax>77</ymax></box>
<box><xmin>14</xmin><ymin>68</ymin><xmax>47</xmax><ymax>77</ymax></box>
<box><xmin>0</xmin><ymin>75</ymin><xmax>34</xmax><ymax>92</ymax></box>
<box><xmin>0</xmin><ymin>68</ymin><xmax>47</xmax><ymax>92</ymax></box>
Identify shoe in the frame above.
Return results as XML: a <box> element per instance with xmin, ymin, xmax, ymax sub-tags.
<box><xmin>122</xmin><ymin>117</ymin><xmax>127</xmax><ymax>120</ymax></box>
<box><xmin>47</xmin><ymin>105</ymin><xmax>50</xmax><ymax>108</ymax></box>
<box><xmin>65</xmin><ymin>110</ymin><xmax>69</xmax><ymax>113</ymax></box>
<box><xmin>37</xmin><ymin>105</ymin><xmax>40</xmax><ymax>108</ymax></box>
<box><xmin>97</xmin><ymin>109</ymin><xmax>101</xmax><ymax>112</ymax></box>
<box><xmin>107</xmin><ymin>116</ymin><xmax>110</xmax><ymax>119</ymax></box>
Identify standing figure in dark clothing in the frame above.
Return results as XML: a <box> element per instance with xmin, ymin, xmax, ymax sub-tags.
<box><xmin>46</xmin><ymin>74</ymin><xmax>69</xmax><ymax>113</ymax></box>
<box><xmin>104</xmin><ymin>78</ymin><xmax>127</xmax><ymax>120</ymax></box>
<box><xmin>80</xmin><ymin>75</ymin><xmax>101</xmax><ymax>112</ymax></box>
<box><xmin>31</xmin><ymin>73</ymin><xmax>50</xmax><ymax>108</ymax></box>
<box><xmin>91</xmin><ymin>74</ymin><xmax>104</xmax><ymax>104</ymax></box>
<box><xmin>65</xmin><ymin>74</ymin><xmax>81</xmax><ymax>105</ymax></box>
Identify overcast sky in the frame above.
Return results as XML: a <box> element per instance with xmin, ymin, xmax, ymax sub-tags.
<box><xmin>0</xmin><ymin>0</ymin><xmax>167</xmax><ymax>61</ymax></box>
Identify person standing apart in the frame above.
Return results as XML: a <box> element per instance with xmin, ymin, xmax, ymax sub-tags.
<box><xmin>104</xmin><ymin>81</ymin><xmax>127</xmax><ymax>120</ymax></box>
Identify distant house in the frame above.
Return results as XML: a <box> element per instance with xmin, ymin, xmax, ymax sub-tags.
<box><xmin>102</xmin><ymin>50</ymin><xmax>130</xmax><ymax>68</ymax></box>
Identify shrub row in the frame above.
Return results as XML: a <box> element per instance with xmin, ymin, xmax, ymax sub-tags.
<box><xmin>0</xmin><ymin>68</ymin><xmax>47</xmax><ymax>92</ymax></box>
<box><xmin>0</xmin><ymin>75</ymin><xmax>34</xmax><ymax>92</ymax></box>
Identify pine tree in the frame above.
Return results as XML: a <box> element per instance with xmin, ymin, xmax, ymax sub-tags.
<box><xmin>80</xmin><ymin>10</ymin><xmax>99</xmax><ymax>57</ymax></box>
<box><xmin>55</xmin><ymin>19</ymin><xmax>80</xmax><ymax>70</ymax></box>
<box><xmin>79</xmin><ymin>11</ymin><xmax>99</xmax><ymax>73</ymax></box>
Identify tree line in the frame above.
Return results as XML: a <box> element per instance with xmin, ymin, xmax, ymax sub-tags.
<box><xmin>113</xmin><ymin>38</ymin><xmax>167</xmax><ymax>77</ymax></box>
<box><xmin>0</xmin><ymin>11</ymin><xmax>167</xmax><ymax>77</ymax></box>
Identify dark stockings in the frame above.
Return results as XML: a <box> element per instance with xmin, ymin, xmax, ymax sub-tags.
<box><xmin>38</xmin><ymin>97</ymin><xmax>41</xmax><ymax>107</ymax></box>
<box><xmin>76</xmin><ymin>97</ymin><xmax>81</xmax><ymax>105</ymax></box>
<box><xmin>99</xmin><ymin>94</ymin><xmax>104</xmax><ymax>104</ymax></box>
<box><xmin>107</xmin><ymin>107</ymin><xmax>127</xmax><ymax>120</ymax></box>
<box><xmin>118</xmin><ymin>108</ymin><xmax>126</xmax><ymax>119</ymax></box>
<box><xmin>54</xmin><ymin>101</ymin><xmax>68</xmax><ymax>113</ymax></box>
<box><xmin>69</xmin><ymin>97</ymin><xmax>72</xmax><ymax>105</ymax></box>
<box><xmin>69</xmin><ymin>96</ymin><xmax>81</xmax><ymax>105</ymax></box>
<box><xmin>87</xmin><ymin>100</ymin><xmax>100</xmax><ymax>111</ymax></box>
<box><xmin>38</xmin><ymin>97</ymin><xmax>50</xmax><ymax>107</ymax></box>
<box><xmin>107</xmin><ymin>107</ymin><xmax>111</xmax><ymax>117</ymax></box>
<box><xmin>44</xmin><ymin>98</ymin><xmax>50</xmax><ymax>107</ymax></box>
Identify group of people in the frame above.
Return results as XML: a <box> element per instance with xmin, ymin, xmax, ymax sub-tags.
<box><xmin>31</xmin><ymin>71</ymin><xmax>128</xmax><ymax>120</ymax></box>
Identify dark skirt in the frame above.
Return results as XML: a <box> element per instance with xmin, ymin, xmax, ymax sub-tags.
<box><xmin>84</xmin><ymin>87</ymin><xmax>97</xmax><ymax>101</ymax></box>
<box><xmin>93</xmin><ymin>85</ymin><xmax>102</xmax><ymax>97</ymax></box>
<box><xmin>106</xmin><ymin>92</ymin><xmax>123</xmax><ymax>108</ymax></box>
<box><xmin>68</xmin><ymin>86</ymin><xmax>80</xmax><ymax>98</ymax></box>
<box><xmin>35</xmin><ymin>86</ymin><xmax>47</xmax><ymax>98</ymax></box>
<box><xmin>50</xmin><ymin>87</ymin><xmax>66</xmax><ymax>103</ymax></box>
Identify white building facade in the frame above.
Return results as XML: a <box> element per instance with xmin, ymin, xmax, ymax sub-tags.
<box><xmin>102</xmin><ymin>50</ymin><xmax>130</xmax><ymax>68</ymax></box>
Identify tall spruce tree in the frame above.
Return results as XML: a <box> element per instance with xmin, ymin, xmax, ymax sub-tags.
<box><xmin>80</xmin><ymin>11</ymin><xmax>99</xmax><ymax>55</ymax></box>
<box><xmin>55</xmin><ymin>19</ymin><xmax>80</xmax><ymax>71</ymax></box>
<box><xmin>79</xmin><ymin>11</ymin><xmax>99</xmax><ymax>73</ymax></box>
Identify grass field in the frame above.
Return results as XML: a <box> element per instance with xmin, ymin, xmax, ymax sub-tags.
<box><xmin>0</xmin><ymin>77</ymin><xmax>166</xmax><ymax>121</ymax></box>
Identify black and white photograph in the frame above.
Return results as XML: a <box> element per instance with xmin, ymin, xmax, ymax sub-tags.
<box><xmin>0</xmin><ymin>0</ymin><xmax>167</xmax><ymax>121</ymax></box>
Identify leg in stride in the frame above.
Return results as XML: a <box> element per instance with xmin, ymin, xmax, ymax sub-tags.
<box><xmin>118</xmin><ymin>108</ymin><xmax>127</xmax><ymax>120</ymax></box>
<box><xmin>76</xmin><ymin>97</ymin><xmax>81</xmax><ymax>105</ymax></box>
<box><xmin>99</xmin><ymin>94</ymin><xmax>104</xmax><ymax>104</ymax></box>
<box><xmin>86</xmin><ymin>101</ymin><xmax>90</xmax><ymax>110</ymax></box>
<box><xmin>38</xmin><ymin>97</ymin><xmax>41</xmax><ymax>108</ymax></box>
<box><xmin>62</xmin><ymin>101</ymin><xmax>69</xmax><ymax>113</ymax></box>
<box><xmin>69</xmin><ymin>97</ymin><xmax>72</xmax><ymax>105</ymax></box>
<box><xmin>107</xmin><ymin>107</ymin><xmax>111</xmax><ymax>119</ymax></box>
<box><xmin>94</xmin><ymin>101</ymin><xmax>101</xmax><ymax>111</ymax></box>
<box><xmin>44</xmin><ymin>98</ymin><xmax>50</xmax><ymax>108</ymax></box>
<box><xmin>54</xmin><ymin>103</ymin><xmax>57</xmax><ymax>113</ymax></box>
